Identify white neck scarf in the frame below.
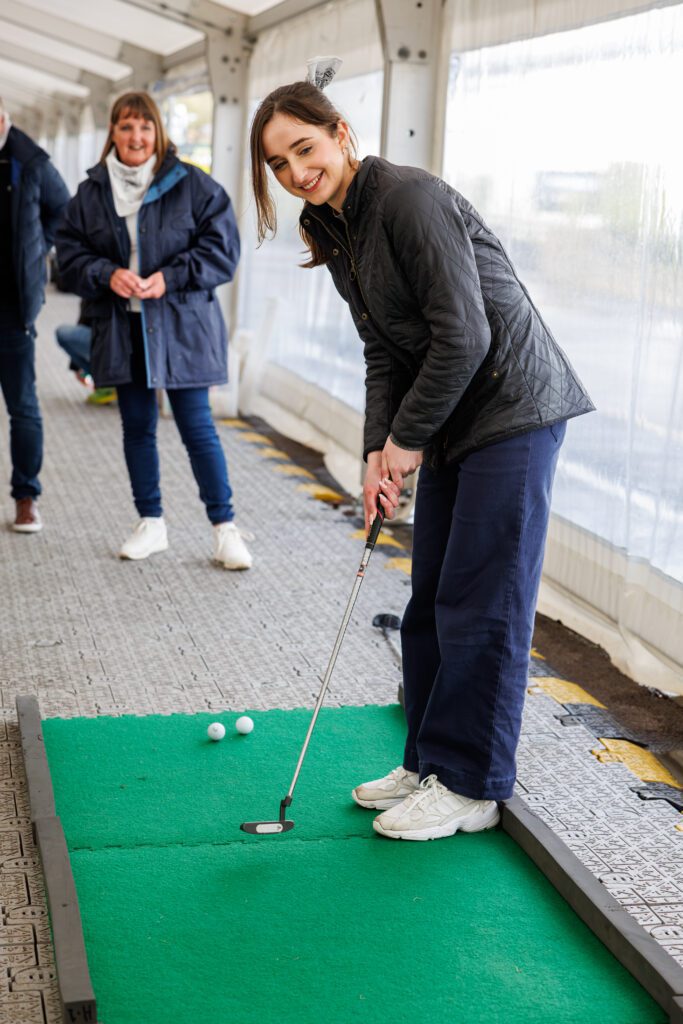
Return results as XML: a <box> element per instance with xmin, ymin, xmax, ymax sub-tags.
<box><xmin>0</xmin><ymin>113</ymin><xmax>12</xmax><ymax>152</ymax></box>
<box><xmin>105</xmin><ymin>148</ymin><xmax>156</xmax><ymax>218</ymax></box>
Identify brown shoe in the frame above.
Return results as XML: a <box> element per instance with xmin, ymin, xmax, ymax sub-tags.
<box><xmin>13</xmin><ymin>498</ymin><xmax>43</xmax><ymax>533</ymax></box>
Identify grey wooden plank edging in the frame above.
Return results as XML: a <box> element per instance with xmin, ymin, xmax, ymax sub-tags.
<box><xmin>17</xmin><ymin>694</ymin><xmax>56</xmax><ymax>822</ymax></box>
<box><xmin>502</xmin><ymin>795</ymin><xmax>683</xmax><ymax>1023</ymax></box>
<box><xmin>16</xmin><ymin>696</ymin><xmax>98</xmax><ymax>1024</ymax></box>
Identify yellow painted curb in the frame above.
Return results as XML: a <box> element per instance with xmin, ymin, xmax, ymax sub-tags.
<box><xmin>239</xmin><ymin>431</ymin><xmax>274</xmax><ymax>444</ymax></box>
<box><xmin>529</xmin><ymin>677</ymin><xmax>606</xmax><ymax>708</ymax></box>
<box><xmin>219</xmin><ymin>418</ymin><xmax>249</xmax><ymax>429</ymax></box>
<box><xmin>591</xmin><ymin>739</ymin><xmax>681</xmax><ymax>787</ymax></box>
<box><xmin>296</xmin><ymin>482</ymin><xmax>345</xmax><ymax>504</ymax></box>
<box><xmin>350</xmin><ymin>529</ymin><xmax>404</xmax><ymax>549</ymax></box>
<box><xmin>385</xmin><ymin>557</ymin><xmax>412</xmax><ymax>575</ymax></box>
<box><xmin>272</xmin><ymin>464</ymin><xmax>316</xmax><ymax>480</ymax></box>
<box><xmin>257</xmin><ymin>446</ymin><xmax>291</xmax><ymax>461</ymax></box>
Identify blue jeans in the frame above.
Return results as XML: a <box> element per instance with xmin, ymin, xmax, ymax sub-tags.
<box><xmin>0</xmin><ymin>327</ymin><xmax>42</xmax><ymax>499</ymax></box>
<box><xmin>116</xmin><ymin>381</ymin><xmax>234</xmax><ymax>524</ymax></box>
<box><xmin>401</xmin><ymin>423</ymin><xmax>566</xmax><ymax>801</ymax></box>
<box><xmin>55</xmin><ymin>323</ymin><xmax>92</xmax><ymax>377</ymax></box>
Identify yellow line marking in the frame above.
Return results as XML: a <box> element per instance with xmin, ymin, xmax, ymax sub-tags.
<box><xmin>591</xmin><ymin>739</ymin><xmax>681</xmax><ymax>787</ymax></box>
<box><xmin>385</xmin><ymin>557</ymin><xmax>412</xmax><ymax>575</ymax></box>
<box><xmin>239</xmin><ymin>431</ymin><xmax>274</xmax><ymax>444</ymax></box>
<box><xmin>218</xmin><ymin>418</ymin><xmax>249</xmax><ymax>429</ymax></box>
<box><xmin>529</xmin><ymin>677</ymin><xmax>606</xmax><ymax>708</ymax></box>
<box><xmin>272</xmin><ymin>465</ymin><xmax>316</xmax><ymax>480</ymax></box>
<box><xmin>257</xmin><ymin>446</ymin><xmax>291</xmax><ymax>461</ymax></box>
<box><xmin>530</xmin><ymin>647</ymin><xmax>546</xmax><ymax>660</ymax></box>
<box><xmin>296</xmin><ymin>483</ymin><xmax>345</xmax><ymax>504</ymax></box>
<box><xmin>351</xmin><ymin>529</ymin><xmax>404</xmax><ymax>549</ymax></box>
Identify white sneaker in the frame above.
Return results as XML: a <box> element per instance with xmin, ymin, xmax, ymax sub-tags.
<box><xmin>373</xmin><ymin>774</ymin><xmax>500</xmax><ymax>841</ymax></box>
<box><xmin>352</xmin><ymin>766</ymin><xmax>419</xmax><ymax>810</ymax></box>
<box><xmin>119</xmin><ymin>517</ymin><xmax>168</xmax><ymax>560</ymax></box>
<box><xmin>213</xmin><ymin>522</ymin><xmax>252</xmax><ymax>570</ymax></box>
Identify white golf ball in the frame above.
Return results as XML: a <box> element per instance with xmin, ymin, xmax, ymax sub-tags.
<box><xmin>207</xmin><ymin>722</ymin><xmax>226</xmax><ymax>741</ymax></box>
<box><xmin>235</xmin><ymin>715</ymin><xmax>254</xmax><ymax>735</ymax></box>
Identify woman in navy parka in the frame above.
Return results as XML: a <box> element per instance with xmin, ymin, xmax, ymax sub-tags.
<box><xmin>56</xmin><ymin>91</ymin><xmax>252</xmax><ymax>569</ymax></box>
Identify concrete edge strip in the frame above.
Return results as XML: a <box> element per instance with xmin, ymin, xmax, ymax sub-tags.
<box><xmin>16</xmin><ymin>696</ymin><xmax>98</xmax><ymax>1024</ymax></box>
<box><xmin>502</xmin><ymin>795</ymin><xmax>683</xmax><ymax>1024</ymax></box>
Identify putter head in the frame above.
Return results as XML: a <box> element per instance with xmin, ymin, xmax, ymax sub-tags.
<box><xmin>240</xmin><ymin>820</ymin><xmax>295</xmax><ymax>835</ymax></box>
<box><xmin>241</xmin><ymin>796</ymin><xmax>294</xmax><ymax>835</ymax></box>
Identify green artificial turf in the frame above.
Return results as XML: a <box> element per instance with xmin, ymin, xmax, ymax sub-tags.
<box><xmin>43</xmin><ymin>707</ymin><xmax>667</xmax><ymax>1024</ymax></box>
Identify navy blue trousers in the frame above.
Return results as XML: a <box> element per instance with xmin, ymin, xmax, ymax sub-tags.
<box><xmin>116</xmin><ymin>315</ymin><xmax>234</xmax><ymax>524</ymax></box>
<box><xmin>401</xmin><ymin>423</ymin><xmax>566</xmax><ymax>801</ymax></box>
<box><xmin>0</xmin><ymin>327</ymin><xmax>42</xmax><ymax>499</ymax></box>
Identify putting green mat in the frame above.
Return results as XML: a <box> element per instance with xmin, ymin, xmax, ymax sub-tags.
<box><xmin>43</xmin><ymin>707</ymin><xmax>666</xmax><ymax>1024</ymax></box>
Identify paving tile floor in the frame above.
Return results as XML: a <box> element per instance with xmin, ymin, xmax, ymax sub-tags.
<box><xmin>0</xmin><ymin>289</ymin><xmax>681</xmax><ymax>1022</ymax></box>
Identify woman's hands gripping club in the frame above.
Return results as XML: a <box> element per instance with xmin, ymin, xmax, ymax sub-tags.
<box><xmin>364</xmin><ymin>437</ymin><xmax>423</xmax><ymax>533</ymax></box>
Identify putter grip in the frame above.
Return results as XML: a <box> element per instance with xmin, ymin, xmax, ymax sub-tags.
<box><xmin>367</xmin><ymin>498</ymin><xmax>385</xmax><ymax>548</ymax></box>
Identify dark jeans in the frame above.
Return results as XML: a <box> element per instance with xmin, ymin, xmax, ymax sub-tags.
<box><xmin>55</xmin><ymin>323</ymin><xmax>92</xmax><ymax>377</ymax></box>
<box><xmin>116</xmin><ymin>316</ymin><xmax>233</xmax><ymax>524</ymax></box>
<box><xmin>401</xmin><ymin>422</ymin><xmax>566</xmax><ymax>801</ymax></box>
<box><xmin>0</xmin><ymin>327</ymin><xmax>42</xmax><ymax>499</ymax></box>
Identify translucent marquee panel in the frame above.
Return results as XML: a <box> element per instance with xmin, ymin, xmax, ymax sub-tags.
<box><xmin>238</xmin><ymin>71</ymin><xmax>383</xmax><ymax>412</ymax></box>
<box><xmin>444</xmin><ymin>5</ymin><xmax>683</xmax><ymax>582</ymax></box>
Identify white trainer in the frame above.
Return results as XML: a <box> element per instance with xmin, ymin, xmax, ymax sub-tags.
<box><xmin>352</xmin><ymin>765</ymin><xmax>420</xmax><ymax>810</ymax></box>
<box><xmin>119</xmin><ymin>517</ymin><xmax>168</xmax><ymax>560</ymax></box>
<box><xmin>213</xmin><ymin>522</ymin><xmax>252</xmax><ymax>570</ymax></box>
<box><xmin>373</xmin><ymin>774</ymin><xmax>500</xmax><ymax>841</ymax></box>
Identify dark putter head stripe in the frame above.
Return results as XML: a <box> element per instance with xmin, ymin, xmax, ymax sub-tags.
<box><xmin>240</xmin><ymin>821</ymin><xmax>295</xmax><ymax>834</ymax></box>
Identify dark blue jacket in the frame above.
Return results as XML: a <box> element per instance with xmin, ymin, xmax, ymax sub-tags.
<box><xmin>55</xmin><ymin>151</ymin><xmax>240</xmax><ymax>389</ymax></box>
<box><xmin>7</xmin><ymin>127</ymin><xmax>70</xmax><ymax>327</ymax></box>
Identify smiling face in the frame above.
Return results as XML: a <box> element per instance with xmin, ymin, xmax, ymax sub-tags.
<box><xmin>261</xmin><ymin>112</ymin><xmax>356</xmax><ymax>211</ymax></box>
<box><xmin>111</xmin><ymin>112</ymin><xmax>156</xmax><ymax>168</ymax></box>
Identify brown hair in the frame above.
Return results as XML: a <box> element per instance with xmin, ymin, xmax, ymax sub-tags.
<box><xmin>100</xmin><ymin>91</ymin><xmax>171</xmax><ymax>171</ymax></box>
<box><xmin>249</xmin><ymin>81</ymin><xmax>358</xmax><ymax>268</ymax></box>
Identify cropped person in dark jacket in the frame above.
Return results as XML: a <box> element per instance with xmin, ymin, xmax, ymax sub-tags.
<box><xmin>57</xmin><ymin>91</ymin><xmax>251</xmax><ymax>569</ymax></box>
<box><xmin>250</xmin><ymin>75</ymin><xmax>594</xmax><ymax>841</ymax></box>
<box><xmin>0</xmin><ymin>97</ymin><xmax>70</xmax><ymax>533</ymax></box>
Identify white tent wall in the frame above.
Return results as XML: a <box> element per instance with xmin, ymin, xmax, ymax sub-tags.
<box><xmin>442</xmin><ymin>1</ymin><xmax>683</xmax><ymax>693</ymax></box>
<box><xmin>236</xmin><ymin>0</ymin><xmax>383</xmax><ymax>487</ymax></box>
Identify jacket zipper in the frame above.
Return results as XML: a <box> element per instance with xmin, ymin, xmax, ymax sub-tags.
<box><xmin>306</xmin><ymin>208</ymin><xmax>371</xmax><ymax>310</ymax></box>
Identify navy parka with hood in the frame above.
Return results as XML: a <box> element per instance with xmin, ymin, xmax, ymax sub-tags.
<box><xmin>5</xmin><ymin>126</ymin><xmax>70</xmax><ymax>329</ymax></box>
<box><xmin>55</xmin><ymin>150</ymin><xmax>239</xmax><ymax>389</ymax></box>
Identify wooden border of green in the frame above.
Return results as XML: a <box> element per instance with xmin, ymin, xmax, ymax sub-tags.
<box><xmin>16</xmin><ymin>696</ymin><xmax>98</xmax><ymax>1024</ymax></box>
<box><xmin>502</xmin><ymin>795</ymin><xmax>683</xmax><ymax>1024</ymax></box>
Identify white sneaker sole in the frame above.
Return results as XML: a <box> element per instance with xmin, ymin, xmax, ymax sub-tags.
<box><xmin>12</xmin><ymin>523</ymin><xmax>43</xmax><ymax>533</ymax></box>
<box><xmin>119</xmin><ymin>540</ymin><xmax>169</xmax><ymax>561</ymax></box>
<box><xmin>373</xmin><ymin>803</ymin><xmax>500</xmax><ymax>841</ymax></box>
<box><xmin>214</xmin><ymin>557</ymin><xmax>252</xmax><ymax>571</ymax></box>
<box><xmin>352</xmin><ymin>790</ymin><xmax>419</xmax><ymax>810</ymax></box>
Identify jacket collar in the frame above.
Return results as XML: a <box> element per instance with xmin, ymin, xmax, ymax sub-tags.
<box><xmin>4</xmin><ymin>125</ymin><xmax>48</xmax><ymax>167</ymax></box>
<box><xmin>87</xmin><ymin>148</ymin><xmax>186</xmax><ymax>202</ymax></box>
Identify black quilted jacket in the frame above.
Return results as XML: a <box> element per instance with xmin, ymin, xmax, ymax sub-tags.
<box><xmin>300</xmin><ymin>156</ymin><xmax>594</xmax><ymax>467</ymax></box>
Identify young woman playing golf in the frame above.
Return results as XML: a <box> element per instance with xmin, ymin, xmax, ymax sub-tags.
<box><xmin>250</xmin><ymin>69</ymin><xmax>594</xmax><ymax>841</ymax></box>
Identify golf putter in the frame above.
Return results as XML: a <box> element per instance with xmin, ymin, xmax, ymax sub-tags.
<box><xmin>241</xmin><ymin>497</ymin><xmax>387</xmax><ymax>835</ymax></box>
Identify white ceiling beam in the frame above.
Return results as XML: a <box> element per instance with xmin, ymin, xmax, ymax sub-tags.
<box><xmin>0</xmin><ymin>57</ymin><xmax>89</xmax><ymax>99</ymax></box>
<box><xmin>1</xmin><ymin>82</ymin><xmax>55</xmax><ymax>108</ymax></box>
<box><xmin>162</xmin><ymin>39</ymin><xmax>208</xmax><ymax>72</ymax></box>
<box><xmin>0</xmin><ymin>41</ymin><xmax>83</xmax><ymax>85</ymax></box>
<box><xmin>0</xmin><ymin>0</ymin><xmax>123</xmax><ymax>60</ymax></box>
<box><xmin>0</xmin><ymin>19</ymin><xmax>132</xmax><ymax>81</ymax></box>
<box><xmin>246</xmin><ymin>0</ymin><xmax>331</xmax><ymax>36</ymax></box>
<box><xmin>124</xmin><ymin>0</ymin><xmax>239</xmax><ymax>33</ymax></box>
